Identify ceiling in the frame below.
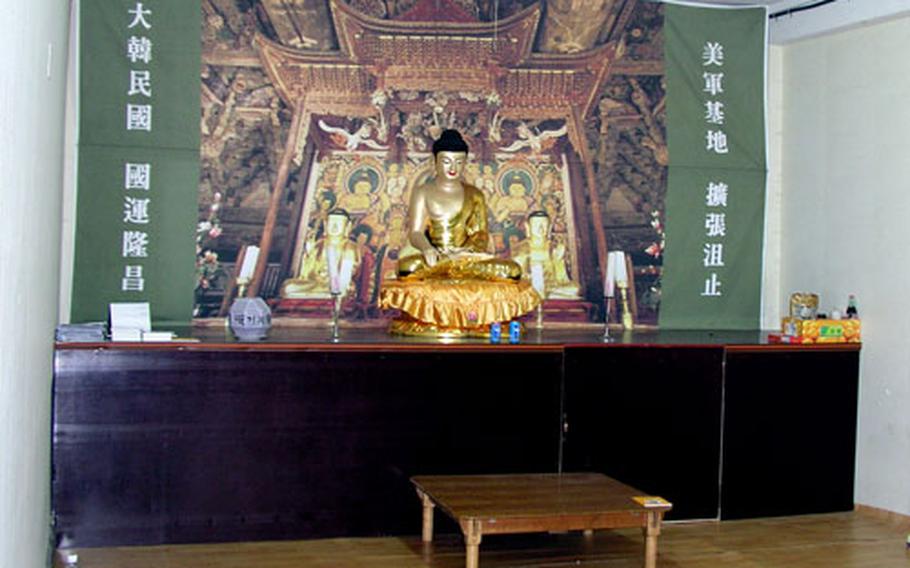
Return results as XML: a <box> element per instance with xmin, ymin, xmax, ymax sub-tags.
<box><xmin>687</xmin><ymin>0</ymin><xmax>910</xmax><ymax>44</ymax></box>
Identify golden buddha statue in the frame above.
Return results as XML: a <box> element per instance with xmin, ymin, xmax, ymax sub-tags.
<box><xmin>511</xmin><ymin>211</ymin><xmax>580</xmax><ymax>299</ymax></box>
<box><xmin>281</xmin><ymin>208</ymin><xmax>360</xmax><ymax>299</ymax></box>
<box><xmin>379</xmin><ymin>130</ymin><xmax>540</xmax><ymax>336</ymax></box>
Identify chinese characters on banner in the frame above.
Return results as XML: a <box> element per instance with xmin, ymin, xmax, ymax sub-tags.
<box><xmin>72</xmin><ymin>0</ymin><xmax>199</xmax><ymax>325</ymax></box>
<box><xmin>122</xmin><ymin>2</ymin><xmax>154</xmax><ymax>293</ymax></box>
<box><xmin>701</xmin><ymin>40</ymin><xmax>727</xmax><ymax>299</ymax></box>
<box><xmin>660</xmin><ymin>4</ymin><xmax>766</xmax><ymax>329</ymax></box>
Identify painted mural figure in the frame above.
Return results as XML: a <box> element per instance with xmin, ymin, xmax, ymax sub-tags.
<box><xmin>351</xmin><ymin>224</ymin><xmax>379</xmax><ymax>317</ymax></box>
<box><xmin>337</xmin><ymin>168</ymin><xmax>389</xmax><ymax>216</ymax></box>
<box><xmin>385</xmin><ymin>163</ymin><xmax>408</xmax><ymax>201</ymax></box>
<box><xmin>491</xmin><ymin>171</ymin><xmax>535</xmax><ymax>223</ymax></box>
<box><xmin>500</xmin><ymin>121</ymin><xmax>567</xmax><ymax>154</ymax></box>
<box><xmin>317</xmin><ymin>119</ymin><xmax>388</xmax><ymax>152</ymax></box>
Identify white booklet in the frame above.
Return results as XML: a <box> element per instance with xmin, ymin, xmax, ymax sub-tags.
<box><xmin>109</xmin><ymin>302</ymin><xmax>153</xmax><ymax>342</ymax></box>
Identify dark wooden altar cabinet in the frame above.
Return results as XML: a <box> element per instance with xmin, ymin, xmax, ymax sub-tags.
<box><xmin>52</xmin><ymin>329</ymin><xmax>860</xmax><ymax>547</ymax></box>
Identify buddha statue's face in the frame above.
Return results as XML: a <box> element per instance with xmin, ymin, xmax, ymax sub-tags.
<box><xmin>435</xmin><ymin>151</ymin><xmax>467</xmax><ymax>182</ymax></box>
<box><xmin>508</xmin><ymin>182</ymin><xmax>526</xmax><ymax>197</ymax></box>
<box><xmin>326</xmin><ymin>213</ymin><xmax>349</xmax><ymax>238</ymax></box>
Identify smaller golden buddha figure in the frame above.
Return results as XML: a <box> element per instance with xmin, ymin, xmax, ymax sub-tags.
<box><xmin>511</xmin><ymin>211</ymin><xmax>580</xmax><ymax>299</ymax></box>
<box><xmin>309</xmin><ymin>189</ymin><xmax>337</xmax><ymax>241</ymax></box>
<box><xmin>281</xmin><ymin>208</ymin><xmax>360</xmax><ymax>299</ymax></box>
<box><xmin>379</xmin><ymin>130</ymin><xmax>540</xmax><ymax>336</ymax></box>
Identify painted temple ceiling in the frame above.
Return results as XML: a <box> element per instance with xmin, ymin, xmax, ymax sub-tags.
<box><xmin>201</xmin><ymin>0</ymin><xmax>666</xmax><ymax>262</ymax></box>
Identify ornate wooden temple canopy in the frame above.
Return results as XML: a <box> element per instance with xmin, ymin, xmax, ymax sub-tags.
<box><xmin>248</xmin><ymin>0</ymin><xmax>623</xmax><ymax>298</ymax></box>
<box><xmin>254</xmin><ymin>0</ymin><xmax>619</xmax><ymax>132</ymax></box>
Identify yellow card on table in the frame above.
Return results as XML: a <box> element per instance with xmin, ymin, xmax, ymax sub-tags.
<box><xmin>633</xmin><ymin>496</ymin><xmax>672</xmax><ymax>508</ymax></box>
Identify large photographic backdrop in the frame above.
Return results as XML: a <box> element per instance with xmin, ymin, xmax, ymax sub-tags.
<box><xmin>72</xmin><ymin>0</ymin><xmax>767</xmax><ymax>329</ymax></box>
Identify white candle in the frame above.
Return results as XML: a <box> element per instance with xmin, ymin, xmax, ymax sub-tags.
<box><xmin>327</xmin><ymin>247</ymin><xmax>340</xmax><ymax>294</ymax></box>
<box><xmin>238</xmin><ymin>246</ymin><xmax>259</xmax><ymax>280</ymax></box>
<box><xmin>613</xmin><ymin>251</ymin><xmax>628</xmax><ymax>287</ymax></box>
<box><xmin>530</xmin><ymin>263</ymin><xmax>545</xmax><ymax>296</ymax></box>
<box><xmin>604</xmin><ymin>252</ymin><xmax>616</xmax><ymax>298</ymax></box>
<box><xmin>338</xmin><ymin>254</ymin><xmax>354</xmax><ymax>295</ymax></box>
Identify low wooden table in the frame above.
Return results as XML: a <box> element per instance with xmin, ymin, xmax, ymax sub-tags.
<box><xmin>411</xmin><ymin>473</ymin><xmax>672</xmax><ymax>568</ymax></box>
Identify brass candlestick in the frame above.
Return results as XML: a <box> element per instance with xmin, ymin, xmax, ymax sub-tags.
<box><xmin>330</xmin><ymin>292</ymin><xmax>341</xmax><ymax>342</ymax></box>
<box><xmin>235</xmin><ymin>276</ymin><xmax>250</xmax><ymax>299</ymax></box>
<box><xmin>618</xmin><ymin>283</ymin><xmax>633</xmax><ymax>330</ymax></box>
<box><xmin>602</xmin><ymin>296</ymin><xmax>613</xmax><ymax>342</ymax></box>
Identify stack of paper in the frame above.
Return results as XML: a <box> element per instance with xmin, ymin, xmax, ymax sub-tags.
<box><xmin>141</xmin><ymin>330</ymin><xmax>175</xmax><ymax>342</ymax></box>
<box><xmin>55</xmin><ymin>322</ymin><xmax>107</xmax><ymax>342</ymax></box>
<box><xmin>109</xmin><ymin>303</ymin><xmax>178</xmax><ymax>342</ymax></box>
<box><xmin>110</xmin><ymin>303</ymin><xmax>151</xmax><ymax>342</ymax></box>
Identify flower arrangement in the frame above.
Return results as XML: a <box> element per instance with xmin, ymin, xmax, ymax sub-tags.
<box><xmin>644</xmin><ymin>210</ymin><xmax>665</xmax><ymax>259</ymax></box>
<box><xmin>194</xmin><ymin>192</ymin><xmax>225</xmax><ymax>315</ymax></box>
<box><xmin>641</xmin><ymin>210</ymin><xmax>665</xmax><ymax>311</ymax></box>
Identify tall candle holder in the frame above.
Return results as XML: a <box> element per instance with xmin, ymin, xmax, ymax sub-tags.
<box><xmin>330</xmin><ymin>291</ymin><xmax>341</xmax><ymax>342</ymax></box>
<box><xmin>618</xmin><ymin>282</ymin><xmax>634</xmax><ymax>330</ymax></box>
<box><xmin>603</xmin><ymin>250</ymin><xmax>627</xmax><ymax>341</ymax></box>
<box><xmin>602</xmin><ymin>295</ymin><xmax>613</xmax><ymax>343</ymax></box>
<box><xmin>530</xmin><ymin>262</ymin><xmax>546</xmax><ymax>330</ymax></box>
<box><xmin>235</xmin><ymin>276</ymin><xmax>249</xmax><ymax>299</ymax></box>
<box><xmin>610</xmin><ymin>250</ymin><xmax>633</xmax><ymax>331</ymax></box>
<box><xmin>326</xmin><ymin>240</ymin><xmax>354</xmax><ymax>342</ymax></box>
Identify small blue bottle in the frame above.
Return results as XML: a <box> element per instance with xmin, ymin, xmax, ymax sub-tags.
<box><xmin>508</xmin><ymin>321</ymin><xmax>521</xmax><ymax>344</ymax></box>
<box><xmin>489</xmin><ymin>322</ymin><xmax>502</xmax><ymax>343</ymax></box>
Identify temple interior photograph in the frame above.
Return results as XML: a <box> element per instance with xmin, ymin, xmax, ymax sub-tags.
<box><xmin>3</xmin><ymin>0</ymin><xmax>910</xmax><ymax>567</ymax></box>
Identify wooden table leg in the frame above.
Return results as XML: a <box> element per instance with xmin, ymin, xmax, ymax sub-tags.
<box><xmin>643</xmin><ymin>511</ymin><xmax>664</xmax><ymax>568</ymax></box>
<box><xmin>417</xmin><ymin>489</ymin><xmax>435</xmax><ymax>543</ymax></box>
<box><xmin>463</xmin><ymin>519</ymin><xmax>483</xmax><ymax>568</ymax></box>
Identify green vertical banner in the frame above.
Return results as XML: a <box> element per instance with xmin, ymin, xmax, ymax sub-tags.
<box><xmin>72</xmin><ymin>0</ymin><xmax>200</xmax><ymax>325</ymax></box>
<box><xmin>660</xmin><ymin>3</ymin><xmax>767</xmax><ymax>329</ymax></box>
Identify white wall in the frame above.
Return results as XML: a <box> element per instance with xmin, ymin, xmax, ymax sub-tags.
<box><xmin>0</xmin><ymin>1</ymin><xmax>71</xmax><ymax>567</ymax></box>
<box><xmin>778</xmin><ymin>15</ymin><xmax>910</xmax><ymax>516</ymax></box>
<box><xmin>770</xmin><ymin>0</ymin><xmax>910</xmax><ymax>45</ymax></box>
<box><xmin>761</xmin><ymin>44</ymin><xmax>784</xmax><ymax>328</ymax></box>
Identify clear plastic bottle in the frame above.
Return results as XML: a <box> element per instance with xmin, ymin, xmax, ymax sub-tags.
<box><xmin>846</xmin><ymin>294</ymin><xmax>858</xmax><ymax>319</ymax></box>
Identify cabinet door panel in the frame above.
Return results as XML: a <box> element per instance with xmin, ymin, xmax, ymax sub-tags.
<box><xmin>53</xmin><ymin>348</ymin><xmax>563</xmax><ymax>546</ymax></box>
<box><xmin>722</xmin><ymin>350</ymin><xmax>859</xmax><ymax>519</ymax></box>
<box><xmin>563</xmin><ymin>347</ymin><xmax>724</xmax><ymax>520</ymax></box>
